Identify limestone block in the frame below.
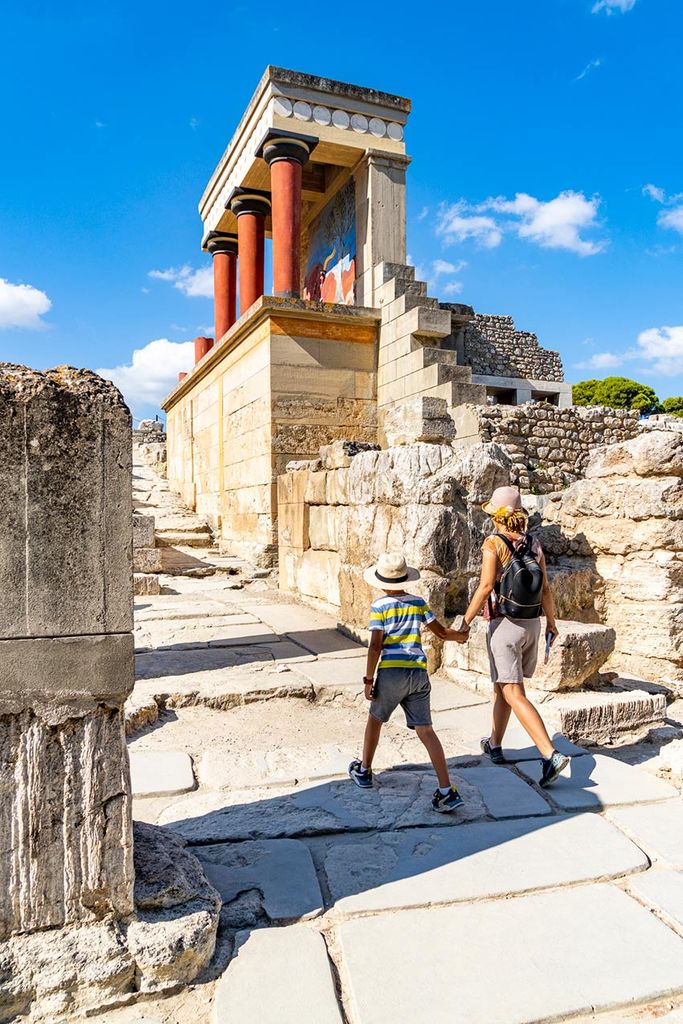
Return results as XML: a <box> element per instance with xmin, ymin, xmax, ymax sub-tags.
<box><xmin>586</xmin><ymin>429</ymin><xmax>683</xmax><ymax>479</ymax></box>
<box><xmin>660</xmin><ymin>738</ymin><xmax>683</xmax><ymax>776</ymax></box>
<box><xmin>545</xmin><ymin>687</ymin><xmax>668</xmax><ymax>744</ymax></box>
<box><xmin>277</xmin><ymin>467</ymin><xmax>311</xmax><ymax>506</ymax></box>
<box><xmin>517</xmin><ymin>752</ymin><xmax>677</xmax><ymax>809</ymax></box>
<box><xmin>133</xmin><ymin>547</ymin><xmax>163</xmax><ymax>573</ymax></box>
<box><xmin>133</xmin><ymin>572</ymin><xmax>162</xmax><ymax>596</ymax></box>
<box><xmin>278</xmin><ymin>500</ymin><xmax>310</xmax><ymax>552</ymax></box>
<box><xmin>128</xmin><ymin>822</ymin><xmax>220</xmax><ymax>993</ymax></box>
<box><xmin>0</xmin><ymin>365</ymin><xmax>132</xmax><ymax>638</ymax></box>
<box><xmin>295</xmin><ymin>549</ymin><xmax>341</xmax><ymax>606</ymax></box>
<box><xmin>380</xmin><ymin>396</ymin><xmax>456</xmax><ymax>446</ymax></box>
<box><xmin>443</xmin><ymin>618</ymin><xmax>615</xmax><ymax>692</ymax></box>
<box><xmin>133</xmin><ymin>513</ymin><xmax>155</xmax><ymax>549</ymax></box>
<box><xmin>309</xmin><ymin>505</ymin><xmax>342</xmax><ymax>551</ymax></box>
<box><xmin>304</xmin><ymin>470</ymin><xmax>328</xmax><ymax>504</ymax></box>
<box><xmin>325</xmin><ymin>467</ymin><xmax>350</xmax><ymax>505</ymax></box>
<box><xmin>129</xmin><ymin>750</ymin><xmax>196</xmax><ymax>797</ymax></box>
<box><xmin>0</xmin><ymin>704</ymin><xmax>134</xmax><ymax>942</ymax></box>
<box><xmin>320</xmin><ymin>439</ymin><xmax>380</xmax><ymax>469</ymax></box>
<box><xmin>546</xmin><ymin>563</ymin><xmax>600</xmax><ymax>620</ymax></box>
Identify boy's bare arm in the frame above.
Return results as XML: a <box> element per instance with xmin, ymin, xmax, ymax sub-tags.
<box><xmin>364</xmin><ymin>631</ymin><xmax>384</xmax><ymax>698</ymax></box>
<box><xmin>427</xmin><ymin>620</ymin><xmax>469</xmax><ymax>644</ymax></box>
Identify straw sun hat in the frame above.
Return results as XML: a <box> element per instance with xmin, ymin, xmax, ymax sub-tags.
<box><xmin>363</xmin><ymin>553</ymin><xmax>421</xmax><ymax>591</ymax></box>
<box><xmin>481</xmin><ymin>485</ymin><xmax>528</xmax><ymax>517</ymax></box>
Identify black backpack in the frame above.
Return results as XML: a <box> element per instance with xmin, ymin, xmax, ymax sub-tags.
<box><xmin>490</xmin><ymin>533</ymin><xmax>544</xmax><ymax>619</ymax></box>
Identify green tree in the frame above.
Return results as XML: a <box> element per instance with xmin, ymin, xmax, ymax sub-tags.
<box><xmin>572</xmin><ymin>379</ymin><xmax>601</xmax><ymax>406</ymax></box>
<box><xmin>572</xmin><ymin>376</ymin><xmax>662</xmax><ymax>415</ymax></box>
<box><xmin>663</xmin><ymin>396</ymin><xmax>683</xmax><ymax>418</ymax></box>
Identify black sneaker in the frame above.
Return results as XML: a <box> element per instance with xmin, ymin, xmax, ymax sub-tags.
<box><xmin>348</xmin><ymin>759</ymin><xmax>373</xmax><ymax>789</ymax></box>
<box><xmin>480</xmin><ymin>737</ymin><xmax>506</xmax><ymax>765</ymax></box>
<box><xmin>432</xmin><ymin>786</ymin><xmax>464</xmax><ymax>813</ymax></box>
<box><xmin>540</xmin><ymin>751</ymin><xmax>570</xmax><ymax>788</ymax></box>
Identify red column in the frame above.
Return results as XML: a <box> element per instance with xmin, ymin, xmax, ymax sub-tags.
<box><xmin>206</xmin><ymin>233</ymin><xmax>238</xmax><ymax>339</ymax></box>
<box><xmin>178</xmin><ymin>372</ymin><xmax>188</xmax><ymax>382</ymax></box>
<box><xmin>262</xmin><ymin>135</ymin><xmax>315</xmax><ymax>298</ymax></box>
<box><xmin>194</xmin><ymin>336</ymin><xmax>213</xmax><ymax>364</ymax></box>
<box><xmin>229</xmin><ymin>192</ymin><xmax>271</xmax><ymax>316</ymax></box>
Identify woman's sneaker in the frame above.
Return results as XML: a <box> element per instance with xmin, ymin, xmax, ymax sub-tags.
<box><xmin>480</xmin><ymin>737</ymin><xmax>506</xmax><ymax>765</ymax></box>
<box><xmin>348</xmin><ymin>759</ymin><xmax>373</xmax><ymax>789</ymax></box>
<box><xmin>540</xmin><ymin>751</ymin><xmax>570</xmax><ymax>787</ymax></box>
<box><xmin>432</xmin><ymin>786</ymin><xmax>464</xmax><ymax>813</ymax></box>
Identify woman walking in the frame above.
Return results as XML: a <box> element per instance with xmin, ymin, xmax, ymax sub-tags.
<box><xmin>460</xmin><ymin>486</ymin><xmax>569</xmax><ymax>787</ymax></box>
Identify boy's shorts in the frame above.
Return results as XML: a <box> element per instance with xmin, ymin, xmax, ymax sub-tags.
<box><xmin>369</xmin><ymin>667</ymin><xmax>432</xmax><ymax>729</ymax></box>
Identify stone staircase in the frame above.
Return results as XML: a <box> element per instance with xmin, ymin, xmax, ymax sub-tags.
<box><xmin>374</xmin><ymin>263</ymin><xmax>487</xmax><ymax>417</ymax></box>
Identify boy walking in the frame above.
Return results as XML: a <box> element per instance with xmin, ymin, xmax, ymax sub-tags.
<box><xmin>348</xmin><ymin>553</ymin><xmax>469</xmax><ymax>812</ymax></box>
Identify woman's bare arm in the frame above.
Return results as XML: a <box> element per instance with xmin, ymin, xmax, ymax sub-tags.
<box><xmin>462</xmin><ymin>546</ymin><xmax>499</xmax><ymax>629</ymax></box>
<box><xmin>540</xmin><ymin>552</ymin><xmax>558</xmax><ymax>635</ymax></box>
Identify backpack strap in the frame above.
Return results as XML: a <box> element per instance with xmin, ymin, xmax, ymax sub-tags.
<box><xmin>494</xmin><ymin>531</ymin><xmax>529</xmax><ymax>557</ymax></box>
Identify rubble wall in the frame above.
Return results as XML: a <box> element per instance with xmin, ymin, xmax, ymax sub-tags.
<box><xmin>462</xmin><ymin>313</ymin><xmax>564</xmax><ymax>381</ymax></box>
<box><xmin>0</xmin><ymin>365</ymin><xmax>135</xmax><ymax>946</ymax></box>
<box><xmin>278</xmin><ymin>441</ymin><xmax>512</xmax><ymax>669</ymax></box>
<box><xmin>539</xmin><ymin>428</ymin><xmax>683</xmax><ymax>687</ymax></box>
<box><xmin>475</xmin><ymin>403</ymin><xmax>641</xmax><ymax>492</ymax></box>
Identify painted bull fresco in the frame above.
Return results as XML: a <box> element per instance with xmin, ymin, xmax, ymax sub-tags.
<box><xmin>303</xmin><ymin>179</ymin><xmax>356</xmax><ymax>305</ymax></box>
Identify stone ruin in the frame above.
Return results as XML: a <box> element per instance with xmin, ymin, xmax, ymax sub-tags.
<box><xmin>0</xmin><ymin>365</ymin><xmax>220</xmax><ymax>1020</ymax></box>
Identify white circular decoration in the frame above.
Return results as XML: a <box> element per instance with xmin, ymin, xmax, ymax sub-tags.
<box><xmin>350</xmin><ymin>113</ymin><xmax>368</xmax><ymax>134</ymax></box>
<box><xmin>293</xmin><ymin>101</ymin><xmax>312</xmax><ymax>120</ymax></box>
<box><xmin>313</xmin><ymin>105</ymin><xmax>331</xmax><ymax>126</ymax></box>
<box><xmin>387</xmin><ymin>122</ymin><xmax>404</xmax><ymax>141</ymax></box>
<box><xmin>331</xmin><ymin>109</ymin><xmax>350</xmax><ymax>129</ymax></box>
<box><xmin>369</xmin><ymin>116</ymin><xmax>386</xmax><ymax>138</ymax></box>
<box><xmin>273</xmin><ymin>97</ymin><xmax>293</xmax><ymax>117</ymax></box>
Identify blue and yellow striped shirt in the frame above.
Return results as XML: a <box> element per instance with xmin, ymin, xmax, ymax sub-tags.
<box><xmin>368</xmin><ymin>594</ymin><xmax>435</xmax><ymax>671</ymax></box>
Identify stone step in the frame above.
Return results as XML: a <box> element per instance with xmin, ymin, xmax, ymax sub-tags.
<box><xmin>396</xmin><ymin>303</ymin><xmax>452</xmax><ymax>340</ymax></box>
<box><xmin>153</xmin><ymin>513</ymin><xmax>211</xmax><ymax>533</ymax></box>
<box><xmin>516</xmin><ymin>751</ymin><xmax>678</xmax><ymax>810</ymax></box>
<box><xmin>380</xmin><ymin>292</ymin><xmax>440</xmax><ymax>324</ymax></box>
<box><xmin>155</xmin><ymin>530</ymin><xmax>214</xmax><ymax>548</ymax></box>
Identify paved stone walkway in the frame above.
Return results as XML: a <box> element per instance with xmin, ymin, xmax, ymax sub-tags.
<box><xmin>98</xmin><ymin>461</ymin><xmax>683</xmax><ymax>1024</ymax></box>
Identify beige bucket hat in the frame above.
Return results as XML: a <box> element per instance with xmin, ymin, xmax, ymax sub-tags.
<box><xmin>363</xmin><ymin>553</ymin><xmax>421</xmax><ymax>591</ymax></box>
<box><xmin>482</xmin><ymin>485</ymin><xmax>527</xmax><ymax>517</ymax></box>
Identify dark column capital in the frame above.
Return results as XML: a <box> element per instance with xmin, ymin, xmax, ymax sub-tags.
<box><xmin>257</xmin><ymin>129</ymin><xmax>318</xmax><ymax>167</ymax></box>
<box><xmin>227</xmin><ymin>188</ymin><xmax>271</xmax><ymax>219</ymax></box>
<box><xmin>205</xmin><ymin>231</ymin><xmax>238</xmax><ymax>257</ymax></box>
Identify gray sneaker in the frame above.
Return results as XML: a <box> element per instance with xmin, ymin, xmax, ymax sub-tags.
<box><xmin>480</xmin><ymin>737</ymin><xmax>506</xmax><ymax>765</ymax></box>
<box><xmin>540</xmin><ymin>751</ymin><xmax>569</xmax><ymax>787</ymax></box>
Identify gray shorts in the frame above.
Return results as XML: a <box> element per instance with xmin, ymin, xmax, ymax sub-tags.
<box><xmin>369</xmin><ymin>667</ymin><xmax>432</xmax><ymax>729</ymax></box>
<box><xmin>486</xmin><ymin>616</ymin><xmax>542</xmax><ymax>684</ymax></box>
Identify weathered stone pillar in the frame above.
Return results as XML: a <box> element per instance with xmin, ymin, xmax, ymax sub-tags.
<box><xmin>353</xmin><ymin>150</ymin><xmax>410</xmax><ymax>306</ymax></box>
<box><xmin>261</xmin><ymin>133</ymin><xmax>317</xmax><ymax>298</ymax></box>
<box><xmin>229</xmin><ymin>189</ymin><xmax>271</xmax><ymax>315</ymax></box>
<box><xmin>0</xmin><ymin>365</ymin><xmax>133</xmax><ymax>1012</ymax></box>
<box><xmin>206</xmin><ymin>231</ymin><xmax>238</xmax><ymax>339</ymax></box>
<box><xmin>194</xmin><ymin>335</ymin><xmax>214</xmax><ymax>364</ymax></box>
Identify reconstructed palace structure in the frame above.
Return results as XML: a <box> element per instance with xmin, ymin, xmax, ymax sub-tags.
<box><xmin>162</xmin><ymin>68</ymin><xmax>576</xmax><ymax>564</ymax></box>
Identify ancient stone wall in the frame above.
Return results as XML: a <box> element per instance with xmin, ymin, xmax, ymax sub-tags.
<box><xmin>279</xmin><ymin>440</ymin><xmax>513</xmax><ymax>669</ymax></box>
<box><xmin>476</xmin><ymin>403</ymin><xmax>641</xmax><ymax>492</ymax></box>
<box><xmin>462</xmin><ymin>314</ymin><xmax>564</xmax><ymax>381</ymax></box>
<box><xmin>539</xmin><ymin>428</ymin><xmax>683</xmax><ymax>688</ymax></box>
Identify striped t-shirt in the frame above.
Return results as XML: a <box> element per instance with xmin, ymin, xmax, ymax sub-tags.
<box><xmin>368</xmin><ymin>594</ymin><xmax>435</xmax><ymax>671</ymax></box>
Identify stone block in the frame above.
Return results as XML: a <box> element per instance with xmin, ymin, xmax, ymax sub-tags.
<box><xmin>630</xmin><ymin>870</ymin><xmax>683</xmax><ymax>933</ymax></box>
<box><xmin>278</xmin><ymin>500</ymin><xmax>310</xmax><ymax>552</ymax></box>
<box><xmin>610</xmin><ymin>803</ymin><xmax>683</xmax><ymax>868</ymax></box>
<box><xmin>133</xmin><ymin>513</ymin><xmax>155</xmax><ymax>549</ymax></box>
<box><xmin>308</xmin><ymin>505</ymin><xmax>341</xmax><ymax>551</ymax></box>
<box><xmin>0</xmin><ymin>365</ymin><xmax>132</xmax><ymax>638</ymax></box>
<box><xmin>133</xmin><ymin>547</ymin><xmax>163</xmax><ymax>573</ymax></box>
<box><xmin>213</xmin><ymin>926</ymin><xmax>342</xmax><ymax>1024</ymax></box>
<box><xmin>133</xmin><ymin>572</ymin><xmax>162</xmax><ymax>596</ymax></box>
<box><xmin>129</xmin><ymin>750</ymin><xmax>196</xmax><ymax>797</ymax></box>
<box><xmin>585</xmin><ymin>429</ymin><xmax>683</xmax><ymax>479</ymax></box>
<box><xmin>323</xmin><ymin>814</ymin><xmax>647</xmax><ymax>917</ymax></box>
<box><xmin>545</xmin><ymin>686</ymin><xmax>668</xmax><ymax>744</ymax></box>
<box><xmin>325</xmin><ymin>467</ymin><xmax>350</xmax><ymax>505</ymax></box>
<box><xmin>294</xmin><ymin>549</ymin><xmax>342</xmax><ymax>607</ymax></box>
<box><xmin>380</xmin><ymin>395</ymin><xmax>456</xmax><ymax>446</ymax></box>
<box><xmin>517</xmin><ymin>752</ymin><xmax>678</xmax><ymax>810</ymax></box>
<box><xmin>320</xmin><ymin>439</ymin><xmax>380</xmax><ymax>469</ymax></box>
<box><xmin>304</xmin><ymin>470</ymin><xmax>328</xmax><ymax>504</ymax></box>
<box><xmin>337</xmin><ymin>885</ymin><xmax>683</xmax><ymax>1024</ymax></box>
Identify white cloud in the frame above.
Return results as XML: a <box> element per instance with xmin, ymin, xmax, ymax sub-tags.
<box><xmin>432</xmin><ymin>259</ymin><xmax>467</xmax><ymax>276</ymax></box>
<box><xmin>643</xmin><ymin>183</ymin><xmax>666</xmax><ymax>203</ymax></box>
<box><xmin>442</xmin><ymin>281</ymin><xmax>465</xmax><ymax>296</ymax></box>
<box><xmin>149</xmin><ymin>265</ymin><xmax>213</xmax><ymax>298</ymax></box>
<box><xmin>437</xmin><ymin>191</ymin><xmax>605</xmax><ymax>257</ymax></box>
<box><xmin>0</xmin><ymin>278</ymin><xmax>52</xmax><ymax>329</ymax></box>
<box><xmin>577</xmin><ymin>58</ymin><xmax>602</xmax><ymax>81</ymax></box>
<box><xmin>436</xmin><ymin>201</ymin><xmax>503</xmax><ymax>249</ymax></box>
<box><xmin>96</xmin><ymin>338</ymin><xmax>195</xmax><ymax>414</ymax></box>
<box><xmin>574</xmin><ymin>351</ymin><xmax>624</xmax><ymax>370</ymax></box>
<box><xmin>636</xmin><ymin>326</ymin><xmax>683</xmax><ymax>375</ymax></box>
<box><xmin>417</xmin><ymin>206</ymin><xmax>429</xmax><ymax>221</ymax></box>
<box><xmin>592</xmin><ymin>0</ymin><xmax>636</xmax><ymax>13</ymax></box>
<box><xmin>658</xmin><ymin>207</ymin><xmax>683</xmax><ymax>235</ymax></box>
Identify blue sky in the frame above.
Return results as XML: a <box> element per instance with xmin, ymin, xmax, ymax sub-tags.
<box><xmin>1</xmin><ymin>0</ymin><xmax>681</xmax><ymax>420</ymax></box>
